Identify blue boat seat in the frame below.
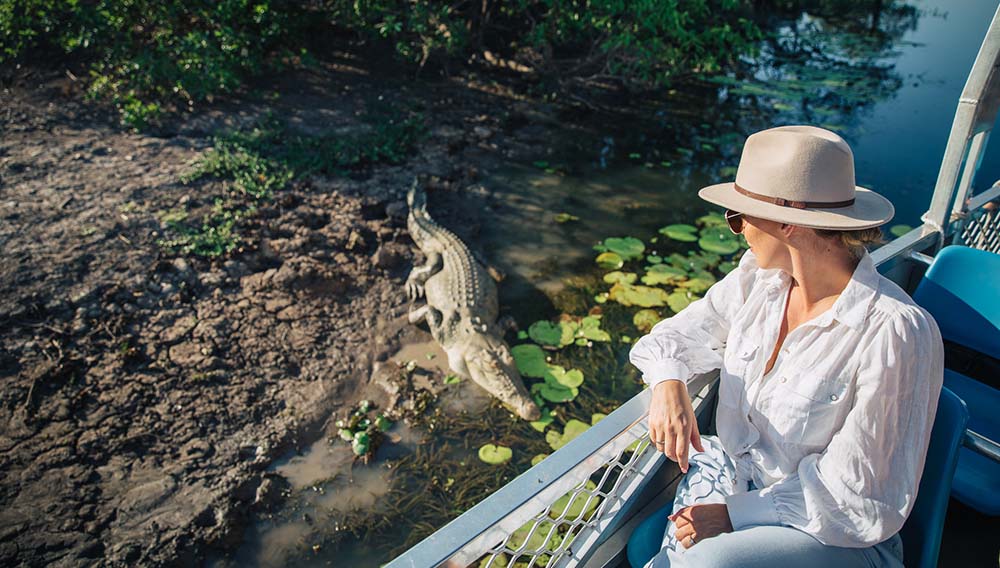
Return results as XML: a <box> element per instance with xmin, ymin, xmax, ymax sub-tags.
<box><xmin>626</xmin><ymin>388</ymin><xmax>969</xmax><ymax>568</ymax></box>
<box><xmin>912</xmin><ymin>244</ymin><xmax>1000</xmax><ymax>516</ymax></box>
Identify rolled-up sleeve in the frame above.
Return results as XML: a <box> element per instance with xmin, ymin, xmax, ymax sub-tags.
<box><xmin>629</xmin><ymin>250</ymin><xmax>759</xmax><ymax>388</ymax></box>
<box><xmin>725</xmin><ymin>306</ymin><xmax>945</xmax><ymax>546</ymax></box>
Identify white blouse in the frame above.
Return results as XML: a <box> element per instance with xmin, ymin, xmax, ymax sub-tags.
<box><xmin>629</xmin><ymin>248</ymin><xmax>945</xmax><ymax>547</ymax></box>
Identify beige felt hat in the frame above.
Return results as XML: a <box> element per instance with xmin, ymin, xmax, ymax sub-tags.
<box><xmin>698</xmin><ymin>125</ymin><xmax>894</xmax><ymax>230</ymax></box>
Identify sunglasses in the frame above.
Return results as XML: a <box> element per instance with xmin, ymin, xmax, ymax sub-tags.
<box><xmin>725</xmin><ymin>210</ymin><xmax>744</xmax><ymax>234</ymax></box>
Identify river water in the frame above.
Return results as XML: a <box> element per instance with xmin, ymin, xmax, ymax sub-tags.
<box><xmin>217</xmin><ymin>1</ymin><xmax>1000</xmax><ymax>566</ymax></box>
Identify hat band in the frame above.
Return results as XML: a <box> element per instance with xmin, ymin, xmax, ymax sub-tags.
<box><xmin>734</xmin><ymin>183</ymin><xmax>855</xmax><ymax>209</ymax></box>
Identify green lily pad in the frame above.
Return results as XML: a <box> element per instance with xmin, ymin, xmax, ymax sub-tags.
<box><xmin>530</xmin><ymin>408</ymin><xmax>555</xmax><ymax>432</ymax></box>
<box><xmin>510</xmin><ymin>520</ymin><xmax>561</xmax><ymax>552</ymax></box>
<box><xmin>889</xmin><ymin>224</ymin><xmax>912</xmax><ymax>237</ymax></box>
<box><xmin>375</xmin><ymin>414</ymin><xmax>393</xmax><ymax>432</ymax></box>
<box><xmin>621</xmin><ymin>335</ymin><xmax>632</xmax><ymax>343</ymax></box>
<box><xmin>546</xmin><ymin>419</ymin><xmax>591</xmax><ymax>450</ymax></box>
<box><xmin>632</xmin><ymin>309</ymin><xmax>661</xmax><ymax>333</ymax></box>
<box><xmin>512</xmin><ymin>344</ymin><xmax>548</xmax><ymax>378</ymax></box>
<box><xmin>595</xmin><ymin>251</ymin><xmax>624</xmax><ymax>270</ymax></box>
<box><xmin>545</xmin><ymin>365</ymin><xmax>584</xmax><ymax>388</ymax></box>
<box><xmin>516</xmin><ymin>330</ymin><xmax>529</xmax><ymax>340</ymax></box>
<box><xmin>718</xmin><ymin>260</ymin><xmax>738</xmax><ymax>274</ymax></box>
<box><xmin>658</xmin><ymin>224</ymin><xmax>699</xmax><ymax>242</ymax></box>
<box><xmin>479</xmin><ymin>553</ymin><xmax>508</xmax><ymax>568</ymax></box>
<box><xmin>641</xmin><ymin>264</ymin><xmax>687</xmax><ymax>285</ymax></box>
<box><xmin>603</xmin><ymin>271</ymin><xmax>637</xmax><ymax>285</ymax></box>
<box><xmin>549</xmin><ymin>480</ymin><xmax>600</xmax><ymax>522</ymax></box>
<box><xmin>594</xmin><ymin>292</ymin><xmax>609</xmax><ymax>304</ymax></box>
<box><xmin>579</xmin><ymin>315</ymin><xmax>611</xmax><ymax>342</ymax></box>
<box><xmin>678</xmin><ymin>270</ymin><xmax>716</xmax><ymax>294</ymax></box>
<box><xmin>699</xmin><ymin>231</ymin><xmax>741</xmax><ymax>254</ymax></box>
<box><xmin>554</xmin><ymin>212</ymin><xmax>579</xmax><ymax>223</ymax></box>
<box><xmin>608</xmin><ymin>282</ymin><xmax>670</xmax><ymax>307</ymax></box>
<box><xmin>478</xmin><ymin>444</ymin><xmax>513</xmax><ymax>465</ymax></box>
<box><xmin>532</xmin><ymin>381</ymin><xmax>578</xmax><ymax>403</ymax></box>
<box><xmin>591</xmin><ymin>413</ymin><xmax>607</xmax><ymax>425</ymax></box>
<box><xmin>338</xmin><ymin>428</ymin><xmax>355</xmax><ymax>442</ymax></box>
<box><xmin>646</xmin><ymin>254</ymin><xmax>663</xmax><ymax>264</ymax></box>
<box><xmin>667</xmin><ymin>290</ymin><xmax>696</xmax><ymax>313</ymax></box>
<box><xmin>697</xmin><ymin>211</ymin><xmax>727</xmax><ymax>228</ymax></box>
<box><xmin>531</xmin><ymin>453</ymin><xmax>548</xmax><ymax>466</ymax></box>
<box><xmin>528</xmin><ymin>320</ymin><xmax>564</xmax><ymax>347</ymax></box>
<box><xmin>603</xmin><ymin>237</ymin><xmax>645</xmax><ymax>260</ymax></box>
<box><xmin>443</xmin><ymin>374</ymin><xmax>462</xmax><ymax>384</ymax></box>
<box><xmin>352</xmin><ymin>431</ymin><xmax>370</xmax><ymax>456</ymax></box>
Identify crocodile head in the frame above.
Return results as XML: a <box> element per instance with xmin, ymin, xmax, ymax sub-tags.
<box><xmin>462</xmin><ymin>332</ymin><xmax>542</xmax><ymax>421</ymax></box>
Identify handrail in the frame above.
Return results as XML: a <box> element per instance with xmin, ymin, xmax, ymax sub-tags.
<box><xmin>923</xmin><ymin>3</ymin><xmax>1000</xmax><ymax>238</ymax></box>
<box><xmin>963</xmin><ymin>429</ymin><xmax>1000</xmax><ymax>464</ymax></box>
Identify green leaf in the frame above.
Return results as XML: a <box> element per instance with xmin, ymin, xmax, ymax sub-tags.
<box><xmin>512</xmin><ymin>344</ymin><xmax>548</xmax><ymax>378</ymax></box>
<box><xmin>549</xmin><ymin>480</ymin><xmax>600</xmax><ymax>522</ymax></box>
<box><xmin>889</xmin><ymin>224</ymin><xmax>912</xmax><ymax>237</ymax></box>
<box><xmin>545</xmin><ymin>365</ymin><xmax>584</xmax><ymax>388</ymax></box>
<box><xmin>478</xmin><ymin>444</ymin><xmax>513</xmax><ymax>465</ymax></box>
<box><xmin>658</xmin><ymin>224</ymin><xmax>699</xmax><ymax>242</ymax></box>
<box><xmin>338</xmin><ymin>428</ymin><xmax>354</xmax><ymax>442</ymax></box>
<box><xmin>641</xmin><ymin>264</ymin><xmax>687</xmax><ymax>285</ymax></box>
<box><xmin>594</xmin><ymin>292</ymin><xmax>609</xmax><ymax>304</ymax></box>
<box><xmin>579</xmin><ymin>315</ymin><xmax>611</xmax><ymax>342</ymax></box>
<box><xmin>667</xmin><ymin>290</ymin><xmax>695</xmax><ymax>313</ymax></box>
<box><xmin>603</xmin><ymin>237</ymin><xmax>645</xmax><ymax>260</ymax></box>
<box><xmin>554</xmin><ymin>212</ymin><xmax>579</xmax><ymax>223</ymax></box>
<box><xmin>352</xmin><ymin>431</ymin><xmax>370</xmax><ymax>456</ymax></box>
<box><xmin>698</xmin><ymin>231</ymin><xmax>741</xmax><ymax>254</ymax></box>
<box><xmin>718</xmin><ymin>260</ymin><xmax>738</xmax><ymax>274</ymax></box>
<box><xmin>530</xmin><ymin>408</ymin><xmax>555</xmax><ymax>432</ymax></box>
<box><xmin>591</xmin><ymin>413</ymin><xmax>607</xmax><ymax>425</ymax></box>
<box><xmin>697</xmin><ymin>211</ymin><xmax>728</xmax><ymax>228</ymax></box>
<box><xmin>646</xmin><ymin>254</ymin><xmax>663</xmax><ymax>264</ymax></box>
<box><xmin>603</xmin><ymin>271</ymin><xmax>637</xmax><ymax>285</ymax></box>
<box><xmin>678</xmin><ymin>270</ymin><xmax>716</xmax><ymax>294</ymax></box>
<box><xmin>375</xmin><ymin>414</ymin><xmax>393</xmax><ymax>432</ymax></box>
<box><xmin>533</xmin><ymin>160</ymin><xmax>549</xmax><ymax>168</ymax></box>
<box><xmin>444</xmin><ymin>374</ymin><xmax>462</xmax><ymax>384</ymax></box>
<box><xmin>632</xmin><ymin>309</ymin><xmax>661</xmax><ymax>333</ymax></box>
<box><xmin>528</xmin><ymin>320</ymin><xmax>564</xmax><ymax>347</ymax></box>
<box><xmin>517</xmin><ymin>330</ymin><xmax>529</xmax><ymax>340</ymax></box>
<box><xmin>510</xmin><ymin>520</ymin><xmax>561</xmax><ymax>552</ymax></box>
<box><xmin>546</xmin><ymin>419</ymin><xmax>591</xmax><ymax>450</ymax></box>
<box><xmin>532</xmin><ymin>381</ymin><xmax>578</xmax><ymax>403</ymax></box>
<box><xmin>608</xmin><ymin>282</ymin><xmax>670</xmax><ymax>307</ymax></box>
<box><xmin>531</xmin><ymin>453</ymin><xmax>548</xmax><ymax>466</ymax></box>
<box><xmin>595</xmin><ymin>251</ymin><xmax>624</xmax><ymax>270</ymax></box>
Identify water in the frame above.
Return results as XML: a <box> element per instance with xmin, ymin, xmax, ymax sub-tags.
<box><xmin>221</xmin><ymin>2</ymin><xmax>1000</xmax><ymax>565</ymax></box>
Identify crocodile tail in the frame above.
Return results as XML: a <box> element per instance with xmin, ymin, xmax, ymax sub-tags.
<box><xmin>407</xmin><ymin>178</ymin><xmax>427</xmax><ymax>216</ymax></box>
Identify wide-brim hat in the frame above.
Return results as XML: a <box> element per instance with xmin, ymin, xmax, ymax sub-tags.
<box><xmin>698</xmin><ymin>125</ymin><xmax>894</xmax><ymax>230</ymax></box>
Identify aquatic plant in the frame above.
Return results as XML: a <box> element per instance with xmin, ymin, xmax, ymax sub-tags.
<box><xmin>659</xmin><ymin>223</ymin><xmax>699</xmax><ymax>242</ymax></box>
<box><xmin>478</xmin><ymin>444</ymin><xmax>514</xmax><ymax>465</ymax></box>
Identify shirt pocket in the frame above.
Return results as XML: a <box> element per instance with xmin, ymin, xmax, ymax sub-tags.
<box><xmin>769</xmin><ymin>373</ymin><xmax>850</xmax><ymax>448</ymax></box>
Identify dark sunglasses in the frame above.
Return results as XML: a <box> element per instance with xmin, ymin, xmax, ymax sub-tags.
<box><xmin>725</xmin><ymin>210</ymin><xmax>744</xmax><ymax>234</ymax></box>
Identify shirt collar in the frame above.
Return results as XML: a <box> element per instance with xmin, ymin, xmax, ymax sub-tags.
<box><xmin>744</xmin><ymin>248</ymin><xmax>880</xmax><ymax>333</ymax></box>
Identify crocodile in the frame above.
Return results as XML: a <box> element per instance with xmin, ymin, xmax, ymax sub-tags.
<box><xmin>405</xmin><ymin>180</ymin><xmax>541</xmax><ymax>421</ymax></box>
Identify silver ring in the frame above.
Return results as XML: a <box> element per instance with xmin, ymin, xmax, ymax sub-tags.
<box><xmin>653</xmin><ymin>440</ymin><xmax>665</xmax><ymax>446</ymax></box>
<box><xmin>687</xmin><ymin>535</ymin><xmax>696</xmax><ymax>546</ymax></box>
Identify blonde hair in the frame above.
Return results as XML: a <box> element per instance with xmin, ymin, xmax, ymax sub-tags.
<box><xmin>812</xmin><ymin>227</ymin><xmax>886</xmax><ymax>260</ymax></box>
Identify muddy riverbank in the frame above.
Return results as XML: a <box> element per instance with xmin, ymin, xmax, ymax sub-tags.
<box><xmin>0</xmin><ymin>48</ymin><xmax>575</xmax><ymax>566</ymax></box>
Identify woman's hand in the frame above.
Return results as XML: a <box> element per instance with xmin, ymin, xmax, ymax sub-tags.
<box><xmin>649</xmin><ymin>380</ymin><xmax>704</xmax><ymax>472</ymax></box>
<box><xmin>671</xmin><ymin>504</ymin><xmax>733</xmax><ymax>548</ymax></box>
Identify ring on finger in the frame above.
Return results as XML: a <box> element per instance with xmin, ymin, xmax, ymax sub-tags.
<box><xmin>687</xmin><ymin>535</ymin><xmax>696</xmax><ymax>546</ymax></box>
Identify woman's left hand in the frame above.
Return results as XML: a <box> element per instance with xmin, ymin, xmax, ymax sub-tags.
<box><xmin>671</xmin><ymin>503</ymin><xmax>733</xmax><ymax>549</ymax></box>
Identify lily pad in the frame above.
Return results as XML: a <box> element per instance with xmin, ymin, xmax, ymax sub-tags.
<box><xmin>338</xmin><ymin>428</ymin><xmax>355</xmax><ymax>442</ymax></box>
<box><xmin>352</xmin><ymin>431</ymin><xmax>370</xmax><ymax>456</ymax></box>
<box><xmin>603</xmin><ymin>271</ymin><xmax>637</xmax><ymax>285</ymax></box>
<box><xmin>528</xmin><ymin>320</ymin><xmax>564</xmax><ymax>347</ymax></box>
<box><xmin>889</xmin><ymin>224</ymin><xmax>912</xmax><ymax>237</ymax></box>
<box><xmin>718</xmin><ymin>260</ymin><xmax>738</xmax><ymax>274</ymax></box>
<box><xmin>678</xmin><ymin>270</ymin><xmax>716</xmax><ymax>294</ymax></box>
<box><xmin>608</xmin><ymin>282</ymin><xmax>670</xmax><ymax>307</ymax></box>
<box><xmin>375</xmin><ymin>414</ymin><xmax>393</xmax><ymax>432</ymax></box>
<box><xmin>478</xmin><ymin>444</ymin><xmax>513</xmax><ymax>465</ymax></box>
<box><xmin>667</xmin><ymin>290</ymin><xmax>696</xmax><ymax>313</ymax></box>
<box><xmin>699</xmin><ymin>231</ymin><xmax>741</xmax><ymax>255</ymax></box>
<box><xmin>530</xmin><ymin>408</ymin><xmax>555</xmax><ymax>432</ymax></box>
<box><xmin>443</xmin><ymin>374</ymin><xmax>462</xmax><ymax>384</ymax></box>
<box><xmin>659</xmin><ymin>224</ymin><xmax>699</xmax><ymax>242</ymax></box>
<box><xmin>510</xmin><ymin>520</ymin><xmax>561</xmax><ymax>552</ymax></box>
<box><xmin>595</xmin><ymin>251</ymin><xmax>624</xmax><ymax>270</ymax></box>
<box><xmin>532</xmin><ymin>381</ymin><xmax>578</xmax><ymax>403</ymax></box>
<box><xmin>603</xmin><ymin>237</ymin><xmax>645</xmax><ymax>260</ymax></box>
<box><xmin>549</xmin><ymin>480</ymin><xmax>600</xmax><ymax>522</ymax></box>
<box><xmin>546</xmin><ymin>419</ymin><xmax>591</xmax><ymax>450</ymax></box>
<box><xmin>512</xmin><ymin>344</ymin><xmax>547</xmax><ymax>378</ymax></box>
<box><xmin>632</xmin><ymin>309</ymin><xmax>661</xmax><ymax>333</ymax></box>
<box><xmin>591</xmin><ymin>413</ymin><xmax>607</xmax><ymax>425</ymax></box>
<box><xmin>545</xmin><ymin>365</ymin><xmax>584</xmax><ymax>388</ymax></box>
<box><xmin>554</xmin><ymin>212</ymin><xmax>579</xmax><ymax>223</ymax></box>
<box><xmin>697</xmin><ymin>211</ymin><xmax>727</xmax><ymax>228</ymax></box>
<box><xmin>646</xmin><ymin>254</ymin><xmax>663</xmax><ymax>264</ymax></box>
<box><xmin>641</xmin><ymin>264</ymin><xmax>687</xmax><ymax>285</ymax></box>
<box><xmin>531</xmin><ymin>453</ymin><xmax>548</xmax><ymax>466</ymax></box>
<box><xmin>579</xmin><ymin>315</ymin><xmax>611</xmax><ymax>341</ymax></box>
<box><xmin>594</xmin><ymin>292</ymin><xmax>609</xmax><ymax>304</ymax></box>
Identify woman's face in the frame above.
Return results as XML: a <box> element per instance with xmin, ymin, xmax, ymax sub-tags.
<box><xmin>740</xmin><ymin>215</ymin><xmax>789</xmax><ymax>270</ymax></box>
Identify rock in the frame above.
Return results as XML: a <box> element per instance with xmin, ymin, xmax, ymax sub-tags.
<box><xmin>253</xmin><ymin>474</ymin><xmax>290</xmax><ymax>512</ymax></box>
<box><xmin>372</xmin><ymin>242</ymin><xmax>408</xmax><ymax>269</ymax></box>
<box><xmin>385</xmin><ymin>201</ymin><xmax>407</xmax><ymax>222</ymax></box>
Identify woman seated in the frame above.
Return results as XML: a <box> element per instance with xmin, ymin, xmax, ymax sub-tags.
<box><xmin>629</xmin><ymin>125</ymin><xmax>944</xmax><ymax>567</ymax></box>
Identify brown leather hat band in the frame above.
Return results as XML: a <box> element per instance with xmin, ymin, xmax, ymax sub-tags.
<box><xmin>734</xmin><ymin>183</ymin><xmax>855</xmax><ymax>209</ymax></box>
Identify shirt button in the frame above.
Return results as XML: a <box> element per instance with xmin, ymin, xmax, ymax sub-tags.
<box><xmin>830</xmin><ymin>394</ymin><xmax>839</xmax><ymax>401</ymax></box>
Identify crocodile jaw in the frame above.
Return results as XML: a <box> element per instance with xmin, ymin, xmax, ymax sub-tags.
<box><xmin>462</xmin><ymin>340</ymin><xmax>541</xmax><ymax>421</ymax></box>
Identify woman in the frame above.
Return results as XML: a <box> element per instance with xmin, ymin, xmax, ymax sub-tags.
<box><xmin>629</xmin><ymin>125</ymin><xmax>944</xmax><ymax>567</ymax></box>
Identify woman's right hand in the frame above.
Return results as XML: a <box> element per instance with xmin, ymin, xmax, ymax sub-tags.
<box><xmin>649</xmin><ymin>380</ymin><xmax>704</xmax><ymax>473</ymax></box>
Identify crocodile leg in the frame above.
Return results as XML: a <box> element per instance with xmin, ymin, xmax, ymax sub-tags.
<box><xmin>406</xmin><ymin>252</ymin><xmax>442</xmax><ymax>300</ymax></box>
<box><xmin>408</xmin><ymin>304</ymin><xmax>430</xmax><ymax>325</ymax></box>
